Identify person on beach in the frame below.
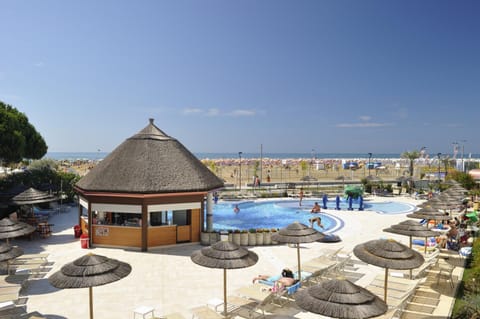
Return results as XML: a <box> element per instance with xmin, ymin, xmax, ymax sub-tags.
<box><xmin>299</xmin><ymin>188</ymin><xmax>304</xmax><ymax>206</ymax></box>
<box><xmin>310</xmin><ymin>202</ymin><xmax>321</xmax><ymax>213</ymax></box>
<box><xmin>252</xmin><ymin>268</ymin><xmax>298</xmax><ymax>291</ymax></box>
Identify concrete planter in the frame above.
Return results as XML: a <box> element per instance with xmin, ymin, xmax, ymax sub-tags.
<box><xmin>240</xmin><ymin>232</ymin><xmax>249</xmax><ymax>246</ymax></box>
<box><xmin>248</xmin><ymin>232</ymin><xmax>256</xmax><ymax>246</ymax></box>
<box><xmin>263</xmin><ymin>232</ymin><xmax>272</xmax><ymax>245</ymax></box>
<box><xmin>232</xmin><ymin>233</ymin><xmax>241</xmax><ymax>245</ymax></box>
<box><xmin>255</xmin><ymin>232</ymin><xmax>264</xmax><ymax>245</ymax></box>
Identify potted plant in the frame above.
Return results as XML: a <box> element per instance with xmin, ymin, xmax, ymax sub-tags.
<box><xmin>248</xmin><ymin>228</ymin><xmax>257</xmax><ymax>246</ymax></box>
<box><xmin>240</xmin><ymin>230</ymin><xmax>249</xmax><ymax>246</ymax></box>
<box><xmin>232</xmin><ymin>229</ymin><xmax>241</xmax><ymax>245</ymax></box>
<box><xmin>255</xmin><ymin>228</ymin><xmax>264</xmax><ymax>245</ymax></box>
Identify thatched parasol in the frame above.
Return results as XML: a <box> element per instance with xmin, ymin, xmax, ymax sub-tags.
<box><xmin>191</xmin><ymin>241</ymin><xmax>258</xmax><ymax>316</ymax></box>
<box><xmin>0</xmin><ymin>243</ymin><xmax>23</xmax><ymax>262</ymax></box>
<box><xmin>0</xmin><ymin>242</ymin><xmax>24</xmax><ymax>274</ymax></box>
<box><xmin>296</xmin><ymin>278</ymin><xmax>388</xmax><ymax>318</ymax></box>
<box><xmin>384</xmin><ymin>220</ymin><xmax>439</xmax><ymax>249</ymax></box>
<box><xmin>271</xmin><ymin>222</ymin><xmax>324</xmax><ymax>279</ymax></box>
<box><xmin>49</xmin><ymin>253</ymin><xmax>131</xmax><ymax>319</ymax></box>
<box><xmin>0</xmin><ymin>218</ymin><xmax>36</xmax><ymax>243</ymax></box>
<box><xmin>353</xmin><ymin>239</ymin><xmax>424</xmax><ymax>302</ymax></box>
<box><xmin>406</xmin><ymin>206</ymin><xmax>448</xmax><ymax>222</ymax></box>
<box><xmin>9</xmin><ymin>187</ymin><xmax>58</xmax><ymax>205</ymax></box>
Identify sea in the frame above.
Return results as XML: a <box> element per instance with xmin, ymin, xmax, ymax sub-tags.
<box><xmin>44</xmin><ymin>152</ymin><xmax>480</xmax><ymax>161</ymax></box>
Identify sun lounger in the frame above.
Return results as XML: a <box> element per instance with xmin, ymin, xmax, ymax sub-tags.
<box><xmin>366</xmin><ymin>275</ymin><xmax>421</xmax><ymax>309</ymax></box>
<box><xmin>190</xmin><ymin>305</ymin><xmax>224</xmax><ymax>319</ymax></box>
<box><xmin>15</xmin><ymin>253</ymin><xmax>49</xmax><ymax>262</ymax></box>
<box><xmin>234</xmin><ymin>283</ymin><xmax>281</xmax><ymax>316</ymax></box>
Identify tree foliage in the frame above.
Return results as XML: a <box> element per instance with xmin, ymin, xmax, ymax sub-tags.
<box><xmin>401</xmin><ymin>150</ymin><xmax>420</xmax><ymax>177</ymax></box>
<box><xmin>446</xmin><ymin>170</ymin><xmax>477</xmax><ymax>190</ymax></box>
<box><xmin>0</xmin><ymin>101</ymin><xmax>47</xmax><ymax>164</ymax></box>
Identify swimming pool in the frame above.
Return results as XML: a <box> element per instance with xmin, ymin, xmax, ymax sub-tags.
<box><xmin>211</xmin><ymin>199</ymin><xmax>416</xmax><ymax>232</ymax></box>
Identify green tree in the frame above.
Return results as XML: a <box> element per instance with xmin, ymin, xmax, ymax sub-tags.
<box><xmin>447</xmin><ymin>170</ymin><xmax>477</xmax><ymax>190</ymax></box>
<box><xmin>401</xmin><ymin>150</ymin><xmax>420</xmax><ymax>177</ymax></box>
<box><xmin>0</xmin><ymin>101</ymin><xmax>47</xmax><ymax>164</ymax></box>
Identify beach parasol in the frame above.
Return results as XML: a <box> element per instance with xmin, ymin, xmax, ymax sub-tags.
<box><xmin>191</xmin><ymin>241</ymin><xmax>258</xmax><ymax>316</ymax></box>
<box><xmin>49</xmin><ymin>253</ymin><xmax>131</xmax><ymax>319</ymax></box>
<box><xmin>296</xmin><ymin>278</ymin><xmax>388</xmax><ymax>319</ymax></box>
<box><xmin>0</xmin><ymin>218</ymin><xmax>36</xmax><ymax>243</ymax></box>
<box><xmin>383</xmin><ymin>220</ymin><xmax>439</xmax><ymax>255</ymax></box>
<box><xmin>9</xmin><ymin>187</ymin><xmax>58</xmax><ymax>205</ymax></box>
<box><xmin>271</xmin><ymin>222</ymin><xmax>324</xmax><ymax>280</ymax></box>
<box><xmin>353</xmin><ymin>239</ymin><xmax>424</xmax><ymax>302</ymax></box>
<box><xmin>406</xmin><ymin>206</ymin><xmax>448</xmax><ymax>222</ymax></box>
<box><xmin>0</xmin><ymin>242</ymin><xmax>24</xmax><ymax>274</ymax></box>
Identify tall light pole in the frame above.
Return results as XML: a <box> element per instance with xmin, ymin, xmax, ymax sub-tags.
<box><xmin>368</xmin><ymin>153</ymin><xmax>372</xmax><ymax>177</ymax></box>
<box><xmin>437</xmin><ymin>153</ymin><xmax>442</xmax><ymax>184</ymax></box>
<box><xmin>238</xmin><ymin>152</ymin><xmax>243</xmax><ymax>191</ymax></box>
<box><xmin>461</xmin><ymin>140</ymin><xmax>467</xmax><ymax>172</ymax></box>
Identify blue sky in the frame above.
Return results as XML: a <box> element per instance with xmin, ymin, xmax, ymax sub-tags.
<box><xmin>1</xmin><ymin>1</ymin><xmax>479</xmax><ymax>156</ymax></box>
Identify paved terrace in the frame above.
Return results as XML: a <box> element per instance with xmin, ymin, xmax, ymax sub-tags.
<box><xmin>7</xmin><ymin>196</ymin><xmax>465</xmax><ymax>319</ymax></box>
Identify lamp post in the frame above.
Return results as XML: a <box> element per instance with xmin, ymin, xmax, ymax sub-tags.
<box><xmin>368</xmin><ymin>153</ymin><xmax>372</xmax><ymax>177</ymax></box>
<box><xmin>437</xmin><ymin>153</ymin><xmax>441</xmax><ymax>184</ymax></box>
<box><xmin>461</xmin><ymin>140</ymin><xmax>467</xmax><ymax>172</ymax></box>
<box><xmin>238</xmin><ymin>152</ymin><xmax>243</xmax><ymax>191</ymax></box>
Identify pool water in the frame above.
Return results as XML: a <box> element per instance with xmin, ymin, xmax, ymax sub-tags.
<box><xmin>211</xmin><ymin>199</ymin><xmax>415</xmax><ymax>232</ymax></box>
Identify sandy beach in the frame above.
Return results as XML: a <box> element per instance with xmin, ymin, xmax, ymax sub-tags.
<box><xmin>10</xmin><ymin>194</ymin><xmax>462</xmax><ymax>319</ymax></box>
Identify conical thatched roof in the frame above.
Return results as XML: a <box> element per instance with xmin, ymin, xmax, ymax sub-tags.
<box><xmin>0</xmin><ymin>243</ymin><xmax>23</xmax><ymax>262</ymax></box>
<box><xmin>296</xmin><ymin>279</ymin><xmax>388</xmax><ymax>318</ymax></box>
<box><xmin>0</xmin><ymin>218</ymin><xmax>36</xmax><ymax>240</ymax></box>
<box><xmin>49</xmin><ymin>254</ymin><xmax>131</xmax><ymax>288</ymax></box>
<box><xmin>271</xmin><ymin>222</ymin><xmax>325</xmax><ymax>244</ymax></box>
<box><xmin>191</xmin><ymin>241</ymin><xmax>258</xmax><ymax>269</ymax></box>
<box><xmin>383</xmin><ymin>220</ymin><xmax>439</xmax><ymax>238</ymax></box>
<box><xmin>76</xmin><ymin>119</ymin><xmax>224</xmax><ymax>194</ymax></box>
<box><xmin>10</xmin><ymin>187</ymin><xmax>57</xmax><ymax>205</ymax></box>
<box><xmin>353</xmin><ymin>239</ymin><xmax>424</xmax><ymax>270</ymax></box>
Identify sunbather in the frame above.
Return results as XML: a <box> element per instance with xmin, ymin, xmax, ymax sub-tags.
<box><xmin>252</xmin><ymin>268</ymin><xmax>294</xmax><ymax>284</ymax></box>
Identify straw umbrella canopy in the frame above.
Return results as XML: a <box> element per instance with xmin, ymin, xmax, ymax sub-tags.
<box><xmin>0</xmin><ymin>243</ymin><xmax>23</xmax><ymax>262</ymax></box>
<box><xmin>296</xmin><ymin>278</ymin><xmax>388</xmax><ymax>319</ymax></box>
<box><xmin>0</xmin><ymin>242</ymin><xmax>24</xmax><ymax>274</ymax></box>
<box><xmin>0</xmin><ymin>218</ymin><xmax>36</xmax><ymax>243</ymax></box>
<box><xmin>353</xmin><ymin>239</ymin><xmax>424</xmax><ymax>302</ymax></box>
<box><xmin>406</xmin><ymin>206</ymin><xmax>448</xmax><ymax>222</ymax></box>
<box><xmin>9</xmin><ymin>187</ymin><xmax>58</xmax><ymax>206</ymax></box>
<box><xmin>271</xmin><ymin>222</ymin><xmax>324</xmax><ymax>279</ymax></box>
<box><xmin>383</xmin><ymin>220</ymin><xmax>439</xmax><ymax>254</ymax></box>
<box><xmin>191</xmin><ymin>241</ymin><xmax>258</xmax><ymax>316</ymax></box>
<box><xmin>49</xmin><ymin>253</ymin><xmax>131</xmax><ymax>319</ymax></box>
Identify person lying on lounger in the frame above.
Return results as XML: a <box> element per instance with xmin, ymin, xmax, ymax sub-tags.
<box><xmin>252</xmin><ymin>268</ymin><xmax>294</xmax><ymax>283</ymax></box>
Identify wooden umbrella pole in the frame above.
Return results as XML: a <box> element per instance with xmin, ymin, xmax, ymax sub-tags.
<box><xmin>297</xmin><ymin>244</ymin><xmax>301</xmax><ymax>280</ymax></box>
<box><xmin>89</xmin><ymin>286</ymin><xmax>93</xmax><ymax>319</ymax></box>
<box><xmin>223</xmin><ymin>269</ymin><xmax>227</xmax><ymax>317</ymax></box>
<box><xmin>424</xmin><ymin>237</ymin><xmax>427</xmax><ymax>254</ymax></box>
<box><xmin>384</xmin><ymin>268</ymin><xmax>388</xmax><ymax>302</ymax></box>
